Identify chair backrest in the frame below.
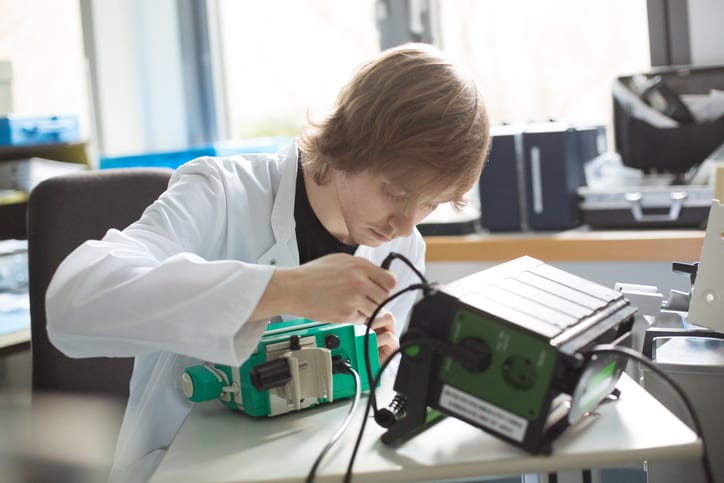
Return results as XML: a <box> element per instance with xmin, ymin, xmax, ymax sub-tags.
<box><xmin>27</xmin><ymin>168</ymin><xmax>172</xmax><ymax>401</ymax></box>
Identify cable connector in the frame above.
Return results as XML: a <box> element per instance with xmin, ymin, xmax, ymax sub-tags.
<box><xmin>332</xmin><ymin>356</ymin><xmax>354</xmax><ymax>375</ymax></box>
<box><xmin>375</xmin><ymin>394</ymin><xmax>407</xmax><ymax>428</ymax></box>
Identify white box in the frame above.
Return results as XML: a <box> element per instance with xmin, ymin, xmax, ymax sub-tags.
<box><xmin>0</xmin><ymin>157</ymin><xmax>86</xmax><ymax>193</ymax></box>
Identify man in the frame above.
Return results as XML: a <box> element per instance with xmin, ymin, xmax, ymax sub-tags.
<box><xmin>46</xmin><ymin>43</ymin><xmax>490</xmax><ymax>482</ymax></box>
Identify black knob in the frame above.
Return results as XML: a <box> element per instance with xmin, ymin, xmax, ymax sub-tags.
<box><xmin>250</xmin><ymin>358</ymin><xmax>291</xmax><ymax>391</ymax></box>
<box><xmin>289</xmin><ymin>335</ymin><xmax>301</xmax><ymax>350</ymax></box>
<box><xmin>324</xmin><ymin>334</ymin><xmax>341</xmax><ymax>350</ymax></box>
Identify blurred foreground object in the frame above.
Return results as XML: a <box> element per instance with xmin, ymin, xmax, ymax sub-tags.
<box><xmin>0</xmin><ymin>392</ymin><xmax>123</xmax><ymax>483</ymax></box>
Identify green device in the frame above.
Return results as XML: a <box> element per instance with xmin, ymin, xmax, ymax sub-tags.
<box><xmin>377</xmin><ymin>256</ymin><xmax>636</xmax><ymax>454</ymax></box>
<box><xmin>182</xmin><ymin>319</ymin><xmax>380</xmax><ymax>417</ymax></box>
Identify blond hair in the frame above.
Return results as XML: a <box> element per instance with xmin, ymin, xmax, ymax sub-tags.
<box><xmin>298</xmin><ymin>43</ymin><xmax>490</xmax><ymax>209</ymax></box>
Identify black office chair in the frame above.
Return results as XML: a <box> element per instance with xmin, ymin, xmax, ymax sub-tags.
<box><xmin>27</xmin><ymin>168</ymin><xmax>172</xmax><ymax>402</ymax></box>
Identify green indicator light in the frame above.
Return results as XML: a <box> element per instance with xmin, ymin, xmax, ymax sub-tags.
<box><xmin>425</xmin><ymin>408</ymin><xmax>444</xmax><ymax>424</ymax></box>
<box><xmin>405</xmin><ymin>344</ymin><xmax>421</xmax><ymax>358</ymax></box>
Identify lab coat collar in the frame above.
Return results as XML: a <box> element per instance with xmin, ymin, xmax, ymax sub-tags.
<box><xmin>259</xmin><ymin>141</ymin><xmax>300</xmax><ymax>267</ymax></box>
<box><xmin>270</xmin><ymin>141</ymin><xmax>298</xmax><ymax>243</ymax></box>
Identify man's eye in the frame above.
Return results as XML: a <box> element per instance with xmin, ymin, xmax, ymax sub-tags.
<box><xmin>418</xmin><ymin>201</ymin><xmax>438</xmax><ymax>211</ymax></box>
<box><xmin>384</xmin><ymin>188</ymin><xmax>406</xmax><ymax>200</ymax></box>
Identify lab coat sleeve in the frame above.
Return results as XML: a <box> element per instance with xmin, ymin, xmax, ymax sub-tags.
<box><xmin>46</xmin><ymin>159</ymin><xmax>274</xmax><ymax>367</ymax></box>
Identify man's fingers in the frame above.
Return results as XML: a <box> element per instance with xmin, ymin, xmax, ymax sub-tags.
<box><xmin>374</xmin><ymin>328</ymin><xmax>397</xmax><ymax>347</ymax></box>
<box><xmin>368</xmin><ymin>310</ymin><xmax>395</xmax><ymax>330</ymax></box>
<box><xmin>375</xmin><ymin>329</ymin><xmax>399</xmax><ymax>364</ymax></box>
<box><xmin>368</xmin><ymin>266</ymin><xmax>397</xmax><ymax>292</ymax></box>
<box><xmin>365</xmin><ymin>285</ymin><xmax>390</xmax><ymax>308</ymax></box>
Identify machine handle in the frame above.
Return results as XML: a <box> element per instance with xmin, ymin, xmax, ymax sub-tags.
<box><xmin>624</xmin><ymin>191</ymin><xmax>687</xmax><ymax>222</ymax></box>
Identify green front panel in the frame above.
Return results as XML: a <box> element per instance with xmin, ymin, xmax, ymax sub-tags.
<box><xmin>234</xmin><ymin>320</ymin><xmax>379</xmax><ymax>417</ymax></box>
<box><xmin>439</xmin><ymin>308</ymin><xmax>557</xmax><ymax>421</ymax></box>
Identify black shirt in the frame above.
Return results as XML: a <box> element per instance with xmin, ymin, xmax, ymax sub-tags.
<box><xmin>294</xmin><ymin>160</ymin><xmax>358</xmax><ymax>264</ymax></box>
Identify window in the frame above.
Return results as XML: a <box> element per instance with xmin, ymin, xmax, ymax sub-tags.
<box><xmin>217</xmin><ymin>0</ymin><xmax>380</xmax><ymax>139</ymax></box>
<box><xmin>437</xmin><ymin>0</ymin><xmax>651</xmax><ymax>133</ymax></box>
<box><xmin>216</xmin><ymin>1</ymin><xmax>650</xmax><ymax>143</ymax></box>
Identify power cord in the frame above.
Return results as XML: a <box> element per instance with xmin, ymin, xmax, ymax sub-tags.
<box><xmin>344</xmin><ymin>342</ymin><xmax>411</xmax><ymax>483</ymax></box>
<box><xmin>364</xmin><ymin>252</ymin><xmax>432</xmax><ymax>414</ymax></box>
<box><xmin>314</xmin><ymin>252</ymin><xmax>426</xmax><ymax>482</ymax></box>
<box><xmin>297</xmin><ymin>252</ymin><xmax>427</xmax><ymax>483</ymax></box>
<box><xmin>363</xmin><ymin>283</ymin><xmax>429</xmax><ymax>414</ymax></box>
<box><xmin>381</xmin><ymin>252</ymin><xmax>429</xmax><ymax>286</ymax></box>
<box><xmin>588</xmin><ymin>344</ymin><xmax>715</xmax><ymax>483</ymax></box>
<box><xmin>305</xmin><ymin>358</ymin><xmax>361</xmax><ymax>483</ymax></box>
<box><xmin>344</xmin><ymin>332</ymin><xmax>435</xmax><ymax>482</ymax></box>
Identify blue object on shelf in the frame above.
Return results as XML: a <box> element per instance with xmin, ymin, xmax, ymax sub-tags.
<box><xmin>99</xmin><ymin>147</ymin><xmax>214</xmax><ymax>170</ymax></box>
<box><xmin>99</xmin><ymin>138</ymin><xmax>290</xmax><ymax>170</ymax></box>
<box><xmin>0</xmin><ymin>114</ymin><xmax>81</xmax><ymax>146</ymax></box>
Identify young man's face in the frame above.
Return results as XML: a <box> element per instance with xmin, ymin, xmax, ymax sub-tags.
<box><xmin>333</xmin><ymin>169</ymin><xmax>456</xmax><ymax>246</ymax></box>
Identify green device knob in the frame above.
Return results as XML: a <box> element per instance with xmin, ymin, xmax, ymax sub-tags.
<box><xmin>182</xmin><ymin>365</ymin><xmax>225</xmax><ymax>402</ymax></box>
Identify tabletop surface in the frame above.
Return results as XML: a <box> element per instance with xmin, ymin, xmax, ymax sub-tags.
<box><xmin>150</xmin><ymin>374</ymin><xmax>702</xmax><ymax>483</ymax></box>
<box><xmin>423</xmin><ymin>229</ymin><xmax>705</xmax><ymax>262</ymax></box>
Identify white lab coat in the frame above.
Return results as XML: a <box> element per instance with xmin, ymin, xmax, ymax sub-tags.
<box><xmin>45</xmin><ymin>141</ymin><xmax>426</xmax><ymax>482</ymax></box>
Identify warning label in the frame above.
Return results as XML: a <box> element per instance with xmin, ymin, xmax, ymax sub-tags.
<box><xmin>439</xmin><ymin>384</ymin><xmax>528</xmax><ymax>442</ymax></box>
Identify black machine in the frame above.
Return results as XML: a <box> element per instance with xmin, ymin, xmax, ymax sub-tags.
<box><xmin>376</xmin><ymin>256</ymin><xmax>637</xmax><ymax>454</ymax></box>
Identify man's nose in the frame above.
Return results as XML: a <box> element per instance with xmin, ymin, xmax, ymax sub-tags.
<box><xmin>390</xmin><ymin>210</ymin><xmax>416</xmax><ymax>237</ymax></box>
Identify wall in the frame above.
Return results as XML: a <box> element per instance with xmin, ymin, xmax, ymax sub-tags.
<box><xmin>688</xmin><ymin>0</ymin><xmax>724</xmax><ymax>65</ymax></box>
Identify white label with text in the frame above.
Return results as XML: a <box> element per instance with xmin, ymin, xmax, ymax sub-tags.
<box><xmin>439</xmin><ymin>384</ymin><xmax>527</xmax><ymax>442</ymax></box>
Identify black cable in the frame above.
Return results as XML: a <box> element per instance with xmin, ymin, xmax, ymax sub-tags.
<box><xmin>306</xmin><ymin>251</ymin><xmax>427</xmax><ymax>483</ymax></box>
<box><xmin>381</xmin><ymin>252</ymin><xmax>429</xmax><ymax>285</ymax></box>
<box><xmin>305</xmin><ymin>361</ymin><xmax>361</xmax><ymax>483</ymax></box>
<box><xmin>588</xmin><ymin>344</ymin><xmax>715</xmax><ymax>483</ymax></box>
<box><xmin>363</xmin><ymin>283</ymin><xmax>429</xmax><ymax>414</ymax></box>
<box><xmin>342</xmin><ymin>252</ymin><xmax>431</xmax><ymax>482</ymax></box>
<box><xmin>343</xmin><ymin>342</ymin><xmax>412</xmax><ymax>483</ymax></box>
<box><xmin>365</xmin><ymin>252</ymin><xmax>431</xmax><ymax>414</ymax></box>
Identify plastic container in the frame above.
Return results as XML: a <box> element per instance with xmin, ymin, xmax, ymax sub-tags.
<box><xmin>613</xmin><ymin>65</ymin><xmax>724</xmax><ymax>174</ymax></box>
<box><xmin>0</xmin><ymin>114</ymin><xmax>81</xmax><ymax>146</ymax></box>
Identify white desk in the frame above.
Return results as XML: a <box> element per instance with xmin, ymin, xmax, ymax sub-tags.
<box><xmin>150</xmin><ymin>375</ymin><xmax>702</xmax><ymax>483</ymax></box>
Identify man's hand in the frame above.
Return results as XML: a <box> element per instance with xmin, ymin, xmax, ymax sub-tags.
<box><xmin>250</xmin><ymin>253</ymin><xmax>398</xmax><ymax>326</ymax></box>
<box><xmin>367</xmin><ymin>309</ymin><xmax>399</xmax><ymax>364</ymax></box>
